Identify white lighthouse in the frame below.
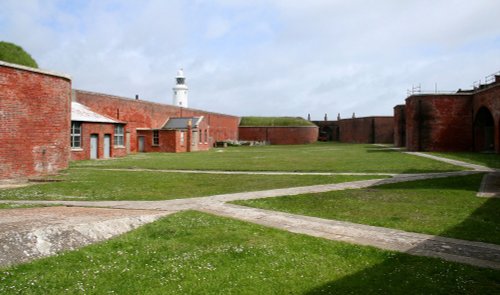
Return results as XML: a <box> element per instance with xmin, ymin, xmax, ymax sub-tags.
<box><xmin>172</xmin><ymin>68</ymin><xmax>188</xmax><ymax>107</ymax></box>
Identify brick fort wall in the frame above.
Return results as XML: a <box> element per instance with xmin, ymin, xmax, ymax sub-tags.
<box><xmin>0</xmin><ymin>62</ymin><xmax>71</xmax><ymax>180</ymax></box>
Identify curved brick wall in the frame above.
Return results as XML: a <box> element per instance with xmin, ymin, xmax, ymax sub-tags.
<box><xmin>405</xmin><ymin>94</ymin><xmax>474</xmax><ymax>152</ymax></box>
<box><xmin>238</xmin><ymin>126</ymin><xmax>318</xmax><ymax>145</ymax></box>
<box><xmin>0</xmin><ymin>62</ymin><xmax>71</xmax><ymax>180</ymax></box>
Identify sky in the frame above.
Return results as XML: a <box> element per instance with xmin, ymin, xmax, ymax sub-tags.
<box><xmin>1</xmin><ymin>0</ymin><xmax>500</xmax><ymax>119</ymax></box>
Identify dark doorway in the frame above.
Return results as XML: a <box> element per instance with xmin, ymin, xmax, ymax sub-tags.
<box><xmin>474</xmin><ymin>107</ymin><xmax>495</xmax><ymax>152</ymax></box>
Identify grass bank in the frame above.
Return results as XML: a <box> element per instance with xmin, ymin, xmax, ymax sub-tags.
<box><xmin>1</xmin><ymin>211</ymin><xmax>498</xmax><ymax>294</ymax></box>
<box><xmin>239</xmin><ymin>116</ymin><xmax>315</xmax><ymax>126</ymax></box>
<box><xmin>234</xmin><ymin>174</ymin><xmax>500</xmax><ymax>244</ymax></box>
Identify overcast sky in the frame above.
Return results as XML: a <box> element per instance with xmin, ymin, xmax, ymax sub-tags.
<box><xmin>2</xmin><ymin>0</ymin><xmax>500</xmax><ymax>119</ymax></box>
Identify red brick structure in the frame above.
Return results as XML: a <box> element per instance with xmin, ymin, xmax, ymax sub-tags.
<box><xmin>312</xmin><ymin>117</ymin><xmax>394</xmax><ymax>144</ymax></box>
<box><xmin>393</xmin><ymin>105</ymin><xmax>406</xmax><ymax>147</ymax></box>
<box><xmin>400</xmin><ymin>73</ymin><xmax>500</xmax><ymax>153</ymax></box>
<box><xmin>0</xmin><ymin>61</ymin><xmax>71</xmax><ymax>180</ymax></box>
<box><xmin>238</xmin><ymin>126</ymin><xmax>318</xmax><ymax>145</ymax></box>
<box><xmin>70</xmin><ymin>102</ymin><xmax>128</xmax><ymax>160</ymax></box>
<box><xmin>337</xmin><ymin>117</ymin><xmax>394</xmax><ymax>144</ymax></box>
<box><xmin>73</xmin><ymin>90</ymin><xmax>239</xmax><ymax>152</ymax></box>
<box><xmin>136</xmin><ymin>117</ymin><xmax>210</xmax><ymax>153</ymax></box>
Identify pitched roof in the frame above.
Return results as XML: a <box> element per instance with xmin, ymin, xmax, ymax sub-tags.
<box><xmin>71</xmin><ymin>102</ymin><xmax>121</xmax><ymax>123</ymax></box>
<box><xmin>162</xmin><ymin>117</ymin><xmax>203</xmax><ymax>130</ymax></box>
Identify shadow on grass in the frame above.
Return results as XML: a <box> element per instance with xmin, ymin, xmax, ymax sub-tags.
<box><xmin>304</xmin><ymin>180</ymin><xmax>500</xmax><ymax>294</ymax></box>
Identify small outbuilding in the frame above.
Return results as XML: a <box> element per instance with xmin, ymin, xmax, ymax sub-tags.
<box><xmin>70</xmin><ymin>102</ymin><xmax>127</xmax><ymax>160</ymax></box>
<box><xmin>136</xmin><ymin>116</ymin><xmax>209</xmax><ymax>153</ymax></box>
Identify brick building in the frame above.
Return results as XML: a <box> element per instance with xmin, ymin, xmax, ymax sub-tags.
<box><xmin>0</xmin><ymin>61</ymin><xmax>240</xmax><ymax>180</ymax></box>
<box><xmin>72</xmin><ymin>90</ymin><xmax>240</xmax><ymax>154</ymax></box>
<box><xmin>395</xmin><ymin>73</ymin><xmax>500</xmax><ymax>153</ymax></box>
<box><xmin>70</xmin><ymin>102</ymin><xmax>127</xmax><ymax>161</ymax></box>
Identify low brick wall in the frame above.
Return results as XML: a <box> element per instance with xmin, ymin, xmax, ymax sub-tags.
<box><xmin>238</xmin><ymin>126</ymin><xmax>318</xmax><ymax>145</ymax></box>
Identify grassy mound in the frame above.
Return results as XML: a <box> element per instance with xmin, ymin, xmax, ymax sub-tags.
<box><xmin>0</xmin><ymin>41</ymin><xmax>38</xmax><ymax>68</ymax></box>
<box><xmin>240</xmin><ymin>116</ymin><xmax>315</xmax><ymax>127</ymax></box>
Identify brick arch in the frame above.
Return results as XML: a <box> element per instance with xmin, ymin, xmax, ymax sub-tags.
<box><xmin>474</xmin><ymin>106</ymin><xmax>495</xmax><ymax>152</ymax></box>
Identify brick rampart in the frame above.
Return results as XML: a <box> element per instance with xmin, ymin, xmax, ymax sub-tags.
<box><xmin>238</xmin><ymin>126</ymin><xmax>318</xmax><ymax>145</ymax></box>
<box><xmin>337</xmin><ymin>117</ymin><xmax>394</xmax><ymax>144</ymax></box>
<box><xmin>393</xmin><ymin>105</ymin><xmax>406</xmax><ymax>147</ymax></box>
<box><xmin>0</xmin><ymin>62</ymin><xmax>71</xmax><ymax>180</ymax></box>
<box><xmin>472</xmin><ymin>82</ymin><xmax>500</xmax><ymax>152</ymax></box>
<box><xmin>405</xmin><ymin>94</ymin><xmax>474</xmax><ymax>152</ymax></box>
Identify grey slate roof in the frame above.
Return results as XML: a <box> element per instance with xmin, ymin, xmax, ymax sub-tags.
<box><xmin>162</xmin><ymin>117</ymin><xmax>203</xmax><ymax>130</ymax></box>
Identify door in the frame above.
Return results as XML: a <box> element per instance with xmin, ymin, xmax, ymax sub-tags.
<box><xmin>90</xmin><ymin>134</ymin><xmax>98</xmax><ymax>159</ymax></box>
<box><xmin>104</xmin><ymin>134</ymin><xmax>111</xmax><ymax>159</ymax></box>
<box><xmin>138</xmin><ymin>136</ymin><xmax>145</xmax><ymax>152</ymax></box>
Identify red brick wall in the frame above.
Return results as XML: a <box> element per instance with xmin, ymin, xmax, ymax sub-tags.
<box><xmin>0</xmin><ymin>63</ymin><xmax>71</xmax><ymax>180</ymax></box>
<box><xmin>238</xmin><ymin>126</ymin><xmax>318</xmax><ymax>144</ymax></box>
<box><xmin>73</xmin><ymin>90</ymin><xmax>239</xmax><ymax>152</ymax></box>
<box><xmin>393</xmin><ymin>105</ymin><xmax>406</xmax><ymax>147</ymax></box>
<box><xmin>405</xmin><ymin>94</ymin><xmax>473</xmax><ymax>152</ymax></box>
<box><xmin>472</xmin><ymin>82</ymin><xmax>500</xmax><ymax>153</ymax></box>
<box><xmin>70</xmin><ymin>122</ymin><xmax>127</xmax><ymax>161</ymax></box>
<box><xmin>337</xmin><ymin>117</ymin><xmax>394</xmax><ymax>144</ymax></box>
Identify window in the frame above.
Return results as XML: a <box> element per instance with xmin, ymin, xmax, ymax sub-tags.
<box><xmin>204</xmin><ymin>130</ymin><xmax>208</xmax><ymax>144</ymax></box>
<box><xmin>114</xmin><ymin>124</ymin><xmax>124</xmax><ymax>146</ymax></box>
<box><xmin>71</xmin><ymin>122</ymin><xmax>81</xmax><ymax>148</ymax></box>
<box><xmin>192</xmin><ymin>131</ymin><xmax>196</xmax><ymax>146</ymax></box>
<box><xmin>180</xmin><ymin>131</ymin><xmax>185</xmax><ymax>145</ymax></box>
<box><xmin>153</xmin><ymin>130</ymin><xmax>159</xmax><ymax>146</ymax></box>
<box><xmin>199</xmin><ymin>130</ymin><xmax>202</xmax><ymax>143</ymax></box>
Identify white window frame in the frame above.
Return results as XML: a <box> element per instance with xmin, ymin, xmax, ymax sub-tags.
<box><xmin>180</xmin><ymin>131</ymin><xmax>185</xmax><ymax>145</ymax></box>
<box><xmin>114</xmin><ymin>124</ymin><xmax>124</xmax><ymax>146</ymax></box>
<box><xmin>71</xmin><ymin>122</ymin><xmax>82</xmax><ymax>149</ymax></box>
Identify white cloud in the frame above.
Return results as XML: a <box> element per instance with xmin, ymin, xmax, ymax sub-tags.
<box><xmin>1</xmin><ymin>0</ymin><xmax>499</xmax><ymax>119</ymax></box>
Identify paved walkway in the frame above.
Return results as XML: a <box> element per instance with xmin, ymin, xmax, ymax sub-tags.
<box><xmin>200</xmin><ymin>203</ymin><xmax>500</xmax><ymax>270</ymax></box>
<box><xmin>1</xmin><ymin>151</ymin><xmax>499</xmax><ymax>270</ymax></box>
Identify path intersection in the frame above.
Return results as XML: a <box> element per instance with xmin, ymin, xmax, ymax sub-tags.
<box><xmin>0</xmin><ymin>148</ymin><xmax>499</xmax><ymax>269</ymax></box>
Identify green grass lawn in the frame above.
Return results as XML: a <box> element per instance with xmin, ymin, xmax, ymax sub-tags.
<box><xmin>72</xmin><ymin>143</ymin><xmax>463</xmax><ymax>173</ymax></box>
<box><xmin>233</xmin><ymin>174</ymin><xmax>500</xmax><ymax>244</ymax></box>
<box><xmin>0</xmin><ymin>203</ymin><xmax>58</xmax><ymax>209</ymax></box>
<box><xmin>0</xmin><ymin>169</ymin><xmax>380</xmax><ymax>201</ymax></box>
<box><xmin>1</xmin><ymin>211</ymin><xmax>498</xmax><ymax>294</ymax></box>
<box><xmin>430</xmin><ymin>151</ymin><xmax>500</xmax><ymax>169</ymax></box>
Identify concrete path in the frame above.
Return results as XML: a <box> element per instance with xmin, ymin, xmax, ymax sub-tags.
<box><xmin>478</xmin><ymin>172</ymin><xmax>500</xmax><ymax>198</ymax></box>
<box><xmin>405</xmin><ymin>152</ymin><xmax>495</xmax><ymax>172</ymax></box>
<box><xmin>372</xmin><ymin>144</ymin><xmax>495</xmax><ymax>172</ymax></box>
<box><xmin>200</xmin><ymin>203</ymin><xmax>500</xmax><ymax>270</ymax></box>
